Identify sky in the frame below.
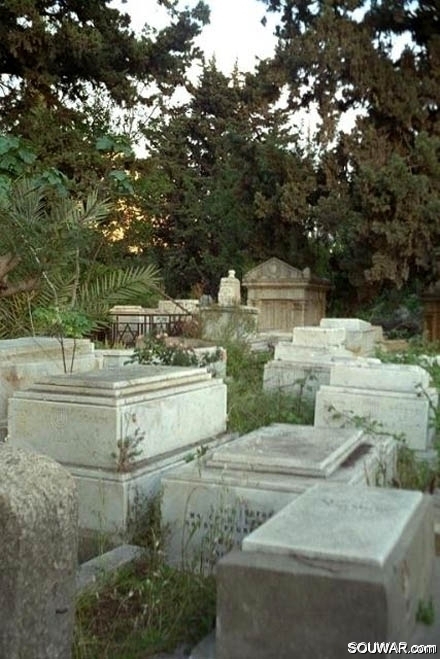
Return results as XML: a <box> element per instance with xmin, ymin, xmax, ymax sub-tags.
<box><xmin>111</xmin><ymin>0</ymin><xmax>279</xmax><ymax>74</ymax></box>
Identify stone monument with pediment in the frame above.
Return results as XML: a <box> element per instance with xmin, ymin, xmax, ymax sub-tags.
<box><xmin>243</xmin><ymin>257</ymin><xmax>330</xmax><ymax>332</ymax></box>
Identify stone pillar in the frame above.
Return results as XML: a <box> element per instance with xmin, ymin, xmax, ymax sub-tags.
<box><xmin>0</xmin><ymin>446</ymin><xmax>78</xmax><ymax>659</ymax></box>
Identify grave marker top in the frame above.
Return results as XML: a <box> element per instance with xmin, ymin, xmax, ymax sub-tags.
<box><xmin>13</xmin><ymin>365</ymin><xmax>212</xmax><ymax>406</ymax></box>
<box><xmin>243</xmin><ymin>483</ymin><xmax>424</xmax><ymax>567</ymax></box>
<box><xmin>329</xmin><ymin>361</ymin><xmax>431</xmax><ymax>392</ymax></box>
<box><xmin>292</xmin><ymin>326</ymin><xmax>346</xmax><ymax>348</ymax></box>
<box><xmin>320</xmin><ymin>318</ymin><xmax>372</xmax><ymax>331</ymax></box>
<box><xmin>207</xmin><ymin>424</ymin><xmax>364</xmax><ymax>477</ymax></box>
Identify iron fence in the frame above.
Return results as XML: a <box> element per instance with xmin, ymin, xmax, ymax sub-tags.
<box><xmin>102</xmin><ymin>312</ymin><xmax>193</xmax><ymax>347</ymax></box>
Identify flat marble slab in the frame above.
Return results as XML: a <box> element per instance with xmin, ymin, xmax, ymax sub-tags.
<box><xmin>12</xmin><ymin>365</ymin><xmax>212</xmax><ymax>403</ymax></box>
<box><xmin>206</xmin><ymin>424</ymin><xmax>364</xmax><ymax>477</ymax></box>
<box><xmin>243</xmin><ymin>483</ymin><xmax>424</xmax><ymax>567</ymax></box>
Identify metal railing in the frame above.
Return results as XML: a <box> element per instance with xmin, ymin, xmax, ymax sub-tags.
<box><xmin>104</xmin><ymin>312</ymin><xmax>193</xmax><ymax>347</ymax></box>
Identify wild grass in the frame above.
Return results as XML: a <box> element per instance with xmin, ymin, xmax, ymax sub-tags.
<box><xmin>74</xmin><ymin>556</ymin><xmax>216</xmax><ymax>659</ymax></box>
<box><xmin>225</xmin><ymin>339</ymin><xmax>314</xmax><ymax>434</ymax></box>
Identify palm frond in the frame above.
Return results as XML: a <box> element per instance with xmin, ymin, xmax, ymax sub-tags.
<box><xmin>54</xmin><ymin>190</ymin><xmax>112</xmax><ymax>230</ymax></box>
<box><xmin>7</xmin><ymin>179</ymin><xmax>46</xmax><ymax>227</ymax></box>
<box><xmin>78</xmin><ymin>264</ymin><xmax>161</xmax><ymax>318</ymax></box>
<box><xmin>0</xmin><ymin>293</ymin><xmax>35</xmax><ymax>338</ymax></box>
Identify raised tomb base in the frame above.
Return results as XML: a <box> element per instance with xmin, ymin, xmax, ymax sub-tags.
<box><xmin>161</xmin><ymin>423</ymin><xmax>396</xmax><ymax>570</ymax></box>
<box><xmin>215</xmin><ymin>484</ymin><xmax>434</xmax><ymax>658</ymax></box>
<box><xmin>8</xmin><ymin>365</ymin><xmax>227</xmax><ymax>539</ymax></box>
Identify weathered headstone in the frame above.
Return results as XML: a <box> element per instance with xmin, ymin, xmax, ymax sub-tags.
<box><xmin>320</xmin><ymin>317</ymin><xmax>378</xmax><ymax>355</ymax></box>
<box><xmin>263</xmin><ymin>325</ymin><xmax>357</xmax><ymax>403</ymax></box>
<box><xmin>0</xmin><ymin>445</ymin><xmax>78</xmax><ymax>659</ymax></box>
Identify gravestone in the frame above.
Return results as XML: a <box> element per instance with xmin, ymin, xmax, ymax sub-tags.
<box><xmin>201</xmin><ymin>271</ymin><xmax>258</xmax><ymax>341</ymax></box>
<box><xmin>9</xmin><ymin>365</ymin><xmax>227</xmax><ymax>538</ymax></box>
<box><xmin>0</xmin><ymin>445</ymin><xmax>78</xmax><ymax>659</ymax></box>
<box><xmin>315</xmin><ymin>361</ymin><xmax>438</xmax><ymax>453</ymax></box>
<box><xmin>216</xmin><ymin>484</ymin><xmax>434</xmax><ymax>659</ymax></box>
<box><xmin>263</xmin><ymin>325</ymin><xmax>358</xmax><ymax>403</ymax></box>
<box><xmin>162</xmin><ymin>424</ymin><xmax>396</xmax><ymax>569</ymax></box>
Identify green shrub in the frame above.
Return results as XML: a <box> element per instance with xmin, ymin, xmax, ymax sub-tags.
<box><xmin>225</xmin><ymin>340</ymin><xmax>313</xmax><ymax>434</ymax></box>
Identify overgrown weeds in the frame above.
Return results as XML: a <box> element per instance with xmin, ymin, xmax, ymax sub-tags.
<box><xmin>394</xmin><ymin>445</ymin><xmax>439</xmax><ymax>493</ymax></box>
<box><xmin>74</xmin><ymin>556</ymin><xmax>216</xmax><ymax>659</ymax></box>
<box><xmin>74</xmin><ymin>494</ymin><xmax>216</xmax><ymax>659</ymax></box>
<box><xmin>225</xmin><ymin>340</ymin><xmax>313</xmax><ymax>434</ymax></box>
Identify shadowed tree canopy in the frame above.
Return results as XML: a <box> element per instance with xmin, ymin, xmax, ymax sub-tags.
<box><xmin>135</xmin><ymin>60</ymin><xmax>318</xmax><ymax>297</ymax></box>
<box><xmin>0</xmin><ymin>0</ymin><xmax>209</xmax><ymax>188</ymax></box>
<box><xmin>259</xmin><ymin>0</ymin><xmax>440</xmax><ymax>302</ymax></box>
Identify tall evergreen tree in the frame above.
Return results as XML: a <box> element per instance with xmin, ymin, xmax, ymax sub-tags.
<box><xmin>259</xmin><ymin>0</ymin><xmax>440</xmax><ymax>302</ymax></box>
<box><xmin>137</xmin><ymin>60</ymin><xmax>317</xmax><ymax>296</ymax></box>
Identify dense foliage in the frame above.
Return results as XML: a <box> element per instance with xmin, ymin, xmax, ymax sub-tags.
<box><xmin>1</xmin><ymin>0</ymin><xmax>439</xmax><ymax>317</ymax></box>
<box><xmin>259</xmin><ymin>0</ymin><xmax>440</xmax><ymax>303</ymax></box>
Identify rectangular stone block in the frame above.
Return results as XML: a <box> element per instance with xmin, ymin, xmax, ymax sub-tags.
<box><xmin>320</xmin><ymin>317</ymin><xmax>377</xmax><ymax>354</ymax></box>
<box><xmin>274</xmin><ymin>341</ymin><xmax>353</xmax><ymax>361</ymax></box>
<box><xmin>315</xmin><ymin>384</ymin><xmax>437</xmax><ymax>451</ymax></box>
<box><xmin>330</xmin><ymin>361</ymin><xmax>431</xmax><ymax>392</ymax></box>
<box><xmin>71</xmin><ymin>442</ymin><xmax>231</xmax><ymax>538</ymax></box>
<box><xmin>9</xmin><ymin>365</ymin><xmax>227</xmax><ymax>469</ymax></box>
<box><xmin>292</xmin><ymin>326</ymin><xmax>346</xmax><ymax>347</ymax></box>
<box><xmin>77</xmin><ymin>544</ymin><xmax>145</xmax><ymax>593</ymax></box>
<box><xmin>264</xmin><ymin>353</ymin><xmax>360</xmax><ymax>404</ymax></box>
<box><xmin>206</xmin><ymin>424</ymin><xmax>364</xmax><ymax>478</ymax></box>
<box><xmin>9</xmin><ymin>365</ymin><xmax>227</xmax><ymax>540</ymax></box>
<box><xmin>216</xmin><ymin>484</ymin><xmax>434</xmax><ymax>659</ymax></box>
<box><xmin>320</xmin><ymin>317</ymin><xmax>372</xmax><ymax>331</ymax></box>
<box><xmin>96</xmin><ymin>348</ymin><xmax>134</xmax><ymax>369</ymax></box>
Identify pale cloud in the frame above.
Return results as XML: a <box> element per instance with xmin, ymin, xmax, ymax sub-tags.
<box><xmin>111</xmin><ymin>0</ymin><xmax>278</xmax><ymax>73</ymax></box>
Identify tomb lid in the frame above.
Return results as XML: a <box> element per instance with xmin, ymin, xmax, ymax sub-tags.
<box><xmin>13</xmin><ymin>365</ymin><xmax>211</xmax><ymax>403</ymax></box>
<box><xmin>242</xmin><ymin>483</ymin><xmax>424</xmax><ymax>567</ymax></box>
<box><xmin>292</xmin><ymin>327</ymin><xmax>346</xmax><ymax>348</ymax></box>
<box><xmin>206</xmin><ymin>424</ymin><xmax>364</xmax><ymax>477</ymax></box>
